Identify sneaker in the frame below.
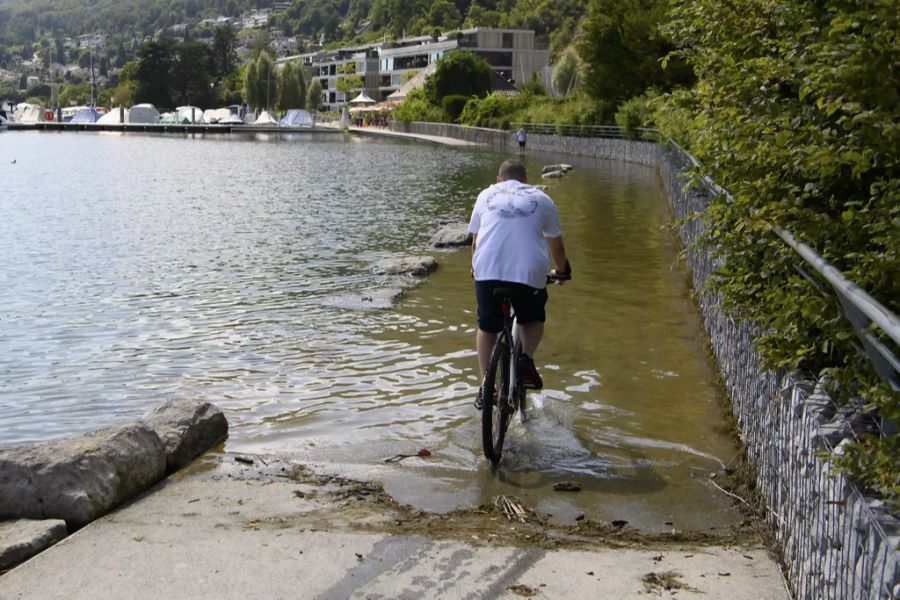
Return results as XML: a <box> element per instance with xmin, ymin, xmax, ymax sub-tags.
<box><xmin>474</xmin><ymin>388</ymin><xmax>484</xmax><ymax>410</ymax></box>
<box><xmin>518</xmin><ymin>354</ymin><xmax>543</xmax><ymax>389</ymax></box>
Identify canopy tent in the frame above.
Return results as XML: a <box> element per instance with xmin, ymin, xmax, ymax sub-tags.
<box><xmin>252</xmin><ymin>110</ymin><xmax>279</xmax><ymax>126</ymax></box>
<box><xmin>159</xmin><ymin>112</ymin><xmax>177</xmax><ymax>124</ymax></box>
<box><xmin>97</xmin><ymin>108</ymin><xmax>129</xmax><ymax>124</ymax></box>
<box><xmin>348</xmin><ymin>91</ymin><xmax>376</xmax><ymax>105</ymax></box>
<box><xmin>280</xmin><ymin>109</ymin><xmax>313</xmax><ymax>128</ymax></box>
<box><xmin>69</xmin><ymin>106</ymin><xmax>102</xmax><ymax>123</ymax></box>
<box><xmin>349</xmin><ymin>101</ymin><xmax>398</xmax><ymax>113</ymax></box>
<box><xmin>128</xmin><ymin>104</ymin><xmax>160</xmax><ymax>124</ymax></box>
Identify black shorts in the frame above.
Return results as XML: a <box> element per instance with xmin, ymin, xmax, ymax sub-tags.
<box><xmin>518</xmin><ymin>140</ymin><xmax>526</xmax><ymax>148</ymax></box>
<box><xmin>475</xmin><ymin>280</ymin><xmax>548</xmax><ymax>333</ymax></box>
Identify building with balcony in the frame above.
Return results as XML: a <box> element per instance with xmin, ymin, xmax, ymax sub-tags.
<box><xmin>278</xmin><ymin>28</ymin><xmax>550</xmax><ymax>112</ymax></box>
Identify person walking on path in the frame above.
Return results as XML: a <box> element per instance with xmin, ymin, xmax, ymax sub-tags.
<box><xmin>516</xmin><ymin>127</ymin><xmax>527</xmax><ymax>154</ymax></box>
<box><xmin>468</xmin><ymin>159</ymin><xmax>571</xmax><ymax>403</ymax></box>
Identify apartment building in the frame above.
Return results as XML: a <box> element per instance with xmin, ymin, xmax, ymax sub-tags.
<box><xmin>278</xmin><ymin>28</ymin><xmax>550</xmax><ymax>112</ymax></box>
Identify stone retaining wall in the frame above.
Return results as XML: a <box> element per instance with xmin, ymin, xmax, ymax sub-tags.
<box><xmin>392</xmin><ymin>121</ymin><xmax>900</xmax><ymax>599</ymax></box>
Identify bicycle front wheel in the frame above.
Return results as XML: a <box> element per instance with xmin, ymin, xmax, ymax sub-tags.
<box><xmin>482</xmin><ymin>338</ymin><xmax>511</xmax><ymax>464</ymax></box>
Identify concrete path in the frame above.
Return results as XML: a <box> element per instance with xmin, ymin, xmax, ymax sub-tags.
<box><xmin>0</xmin><ymin>456</ymin><xmax>789</xmax><ymax>599</ymax></box>
<box><xmin>316</xmin><ymin>122</ymin><xmax>472</xmax><ymax>147</ymax></box>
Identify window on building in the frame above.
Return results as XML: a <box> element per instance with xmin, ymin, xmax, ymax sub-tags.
<box><xmin>502</xmin><ymin>33</ymin><xmax>514</xmax><ymax>49</ymax></box>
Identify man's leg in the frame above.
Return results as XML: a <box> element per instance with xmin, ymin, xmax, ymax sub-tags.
<box><xmin>518</xmin><ymin>321</ymin><xmax>544</xmax><ymax>357</ymax></box>
<box><xmin>476</xmin><ymin>329</ymin><xmax>498</xmax><ymax>378</ymax></box>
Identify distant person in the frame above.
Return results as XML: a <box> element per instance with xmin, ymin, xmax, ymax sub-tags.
<box><xmin>516</xmin><ymin>127</ymin><xmax>527</xmax><ymax>154</ymax></box>
<box><xmin>468</xmin><ymin>159</ymin><xmax>571</xmax><ymax>407</ymax></box>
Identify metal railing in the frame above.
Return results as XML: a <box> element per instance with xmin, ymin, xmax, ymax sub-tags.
<box><xmin>510</xmin><ymin>122</ymin><xmax>660</xmax><ymax>141</ymax></box>
<box><xmin>636</xmin><ymin>127</ymin><xmax>900</xmax><ymax>397</ymax></box>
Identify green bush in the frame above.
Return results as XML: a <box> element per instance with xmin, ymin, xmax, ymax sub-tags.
<box><xmin>441</xmin><ymin>94</ymin><xmax>470</xmax><ymax>122</ymax></box>
<box><xmin>663</xmin><ymin>0</ymin><xmax>900</xmax><ymax>511</ymax></box>
<box><xmin>393</xmin><ymin>87</ymin><xmax>444</xmax><ymax>123</ymax></box>
<box><xmin>614</xmin><ymin>91</ymin><xmax>659</xmax><ymax>138</ymax></box>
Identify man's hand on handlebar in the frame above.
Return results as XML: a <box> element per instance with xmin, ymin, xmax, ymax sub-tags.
<box><xmin>549</xmin><ymin>259</ymin><xmax>572</xmax><ymax>284</ymax></box>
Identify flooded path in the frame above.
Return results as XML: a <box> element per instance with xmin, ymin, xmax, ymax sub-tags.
<box><xmin>1</xmin><ymin>131</ymin><xmax>736</xmax><ymax>531</ymax></box>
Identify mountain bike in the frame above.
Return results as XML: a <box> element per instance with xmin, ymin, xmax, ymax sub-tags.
<box><xmin>481</xmin><ymin>275</ymin><xmax>566</xmax><ymax>464</ymax></box>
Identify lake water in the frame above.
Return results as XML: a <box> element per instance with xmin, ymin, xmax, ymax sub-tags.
<box><xmin>0</xmin><ymin>130</ymin><xmax>737</xmax><ymax>531</ymax></box>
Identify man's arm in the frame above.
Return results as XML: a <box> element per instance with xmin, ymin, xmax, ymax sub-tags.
<box><xmin>547</xmin><ymin>235</ymin><xmax>568</xmax><ymax>274</ymax></box>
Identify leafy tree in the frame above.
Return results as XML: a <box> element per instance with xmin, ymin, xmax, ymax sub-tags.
<box><xmin>551</xmin><ymin>46</ymin><xmax>581</xmax><ymax>97</ymax></box>
<box><xmin>335</xmin><ymin>62</ymin><xmax>363</xmax><ymax>98</ymax></box>
<box><xmin>18</xmin><ymin>73</ymin><xmax>27</xmax><ymax>89</ymax></box>
<box><xmin>661</xmin><ymin>0</ymin><xmax>900</xmax><ymax>507</ymax></box>
<box><xmin>242</xmin><ymin>60</ymin><xmax>259</xmax><ymax>108</ymax></box>
<box><xmin>307</xmin><ymin>77</ymin><xmax>322</xmax><ymax>111</ymax></box>
<box><xmin>580</xmin><ymin>0</ymin><xmax>693</xmax><ymax>119</ymax></box>
<box><xmin>99</xmin><ymin>56</ymin><xmax>109</xmax><ymax>77</ymax></box>
<box><xmin>425</xmin><ymin>51</ymin><xmax>492</xmax><ymax>104</ymax></box>
<box><xmin>463</xmin><ymin>2</ymin><xmax>501</xmax><ymax>28</ymax></box>
<box><xmin>426</xmin><ymin>0</ymin><xmax>462</xmax><ymax>30</ymax></box>
<box><xmin>135</xmin><ymin>39</ymin><xmax>175</xmax><ymax>108</ymax></box>
<box><xmin>243</xmin><ymin>51</ymin><xmax>275</xmax><ymax>109</ymax></box>
<box><xmin>115</xmin><ymin>41</ymin><xmax>128</xmax><ymax>68</ymax></box>
<box><xmin>171</xmin><ymin>41</ymin><xmax>213</xmax><ymax>107</ymax></box>
<box><xmin>78</xmin><ymin>48</ymin><xmax>92</xmax><ymax>69</ymax></box>
<box><xmin>276</xmin><ymin>62</ymin><xmax>306</xmax><ymax>110</ymax></box>
<box><xmin>211</xmin><ymin>25</ymin><xmax>237</xmax><ymax>84</ymax></box>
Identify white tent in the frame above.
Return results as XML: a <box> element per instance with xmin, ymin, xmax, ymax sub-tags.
<box><xmin>97</xmin><ymin>108</ymin><xmax>129</xmax><ymax>124</ymax></box>
<box><xmin>279</xmin><ymin>109</ymin><xmax>313</xmax><ymax>128</ymax></box>
<box><xmin>252</xmin><ymin>110</ymin><xmax>279</xmax><ymax>126</ymax></box>
<box><xmin>128</xmin><ymin>104</ymin><xmax>160</xmax><ymax>124</ymax></box>
<box><xmin>12</xmin><ymin>103</ymin><xmax>44</xmax><ymax>123</ymax></box>
<box><xmin>348</xmin><ymin>91</ymin><xmax>376</xmax><ymax>105</ymax></box>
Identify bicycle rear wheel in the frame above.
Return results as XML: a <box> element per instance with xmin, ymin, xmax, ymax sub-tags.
<box><xmin>482</xmin><ymin>337</ymin><xmax>511</xmax><ymax>464</ymax></box>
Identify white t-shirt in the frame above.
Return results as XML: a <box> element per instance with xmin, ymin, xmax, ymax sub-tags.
<box><xmin>468</xmin><ymin>179</ymin><xmax>562</xmax><ymax>289</ymax></box>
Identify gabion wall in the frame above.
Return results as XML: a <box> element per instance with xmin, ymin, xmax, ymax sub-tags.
<box><xmin>657</xmin><ymin>144</ymin><xmax>900</xmax><ymax>600</ymax></box>
<box><xmin>390</xmin><ymin>121</ymin><xmax>900</xmax><ymax>599</ymax></box>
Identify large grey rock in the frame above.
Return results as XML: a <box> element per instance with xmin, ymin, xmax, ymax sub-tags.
<box><xmin>0</xmin><ymin>519</ymin><xmax>67</xmax><ymax>570</ymax></box>
<box><xmin>428</xmin><ymin>224</ymin><xmax>472</xmax><ymax>248</ymax></box>
<box><xmin>141</xmin><ymin>400</ymin><xmax>228</xmax><ymax>472</ymax></box>
<box><xmin>372</xmin><ymin>255</ymin><xmax>438</xmax><ymax>277</ymax></box>
<box><xmin>541</xmin><ymin>170</ymin><xmax>564</xmax><ymax>179</ymax></box>
<box><xmin>0</xmin><ymin>424</ymin><xmax>166</xmax><ymax>528</ymax></box>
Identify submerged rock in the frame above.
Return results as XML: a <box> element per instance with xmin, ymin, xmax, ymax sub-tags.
<box><xmin>0</xmin><ymin>424</ymin><xmax>166</xmax><ymax>529</ymax></box>
<box><xmin>428</xmin><ymin>223</ymin><xmax>472</xmax><ymax>248</ymax></box>
<box><xmin>373</xmin><ymin>255</ymin><xmax>438</xmax><ymax>277</ymax></box>
<box><xmin>541</xmin><ymin>170</ymin><xmax>565</xmax><ymax>179</ymax></box>
<box><xmin>324</xmin><ymin>287</ymin><xmax>406</xmax><ymax>310</ymax></box>
<box><xmin>141</xmin><ymin>399</ymin><xmax>228</xmax><ymax>472</ymax></box>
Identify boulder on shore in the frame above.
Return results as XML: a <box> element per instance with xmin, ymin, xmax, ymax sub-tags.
<box><xmin>141</xmin><ymin>400</ymin><xmax>229</xmax><ymax>472</ymax></box>
<box><xmin>373</xmin><ymin>255</ymin><xmax>438</xmax><ymax>277</ymax></box>
<box><xmin>0</xmin><ymin>424</ymin><xmax>166</xmax><ymax>529</ymax></box>
<box><xmin>428</xmin><ymin>223</ymin><xmax>472</xmax><ymax>248</ymax></box>
<box><xmin>0</xmin><ymin>519</ymin><xmax>67</xmax><ymax>570</ymax></box>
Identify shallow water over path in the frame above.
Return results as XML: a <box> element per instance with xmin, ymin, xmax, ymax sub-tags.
<box><xmin>1</xmin><ymin>130</ymin><xmax>736</xmax><ymax>530</ymax></box>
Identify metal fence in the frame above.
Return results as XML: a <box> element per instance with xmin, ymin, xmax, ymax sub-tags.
<box><xmin>509</xmin><ymin>122</ymin><xmax>660</xmax><ymax>141</ymax></box>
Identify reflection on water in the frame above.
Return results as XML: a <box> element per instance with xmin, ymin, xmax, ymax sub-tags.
<box><xmin>0</xmin><ymin>131</ymin><xmax>737</xmax><ymax>530</ymax></box>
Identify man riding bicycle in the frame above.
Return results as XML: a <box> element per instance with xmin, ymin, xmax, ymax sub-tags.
<box><xmin>468</xmin><ymin>159</ymin><xmax>571</xmax><ymax>407</ymax></box>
